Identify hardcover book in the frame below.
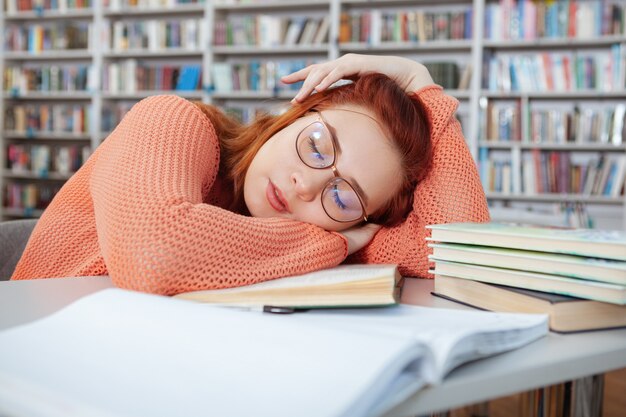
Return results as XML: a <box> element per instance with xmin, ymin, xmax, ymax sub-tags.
<box><xmin>427</xmin><ymin>222</ymin><xmax>626</xmax><ymax>261</ymax></box>
<box><xmin>433</xmin><ymin>275</ymin><xmax>626</xmax><ymax>333</ymax></box>
<box><xmin>430</xmin><ymin>259</ymin><xmax>626</xmax><ymax>305</ymax></box>
<box><xmin>428</xmin><ymin>243</ymin><xmax>626</xmax><ymax>285</ymax></box>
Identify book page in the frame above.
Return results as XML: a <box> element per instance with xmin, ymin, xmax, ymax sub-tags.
<box><xmin>0</xmin><ymin>288</ymin><xmax>425</xmax><ymax>417</ymax></box>
<box><xmin>0</xmin><ymin>289</ymin><xmax>548</xmax><ymax>417</ymax></box>
<box><xmin>299</xmin><ymin>305</ymin><xmax>548</xmax><ymax>383</ymax></box>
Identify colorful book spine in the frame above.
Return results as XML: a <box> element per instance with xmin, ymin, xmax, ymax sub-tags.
<box><xmin>102</xmin><ymin>61</ymin><xmax>202</xmax><ymax>93</ymax></box>
<box><xmin>4</xmin><ymin>104</ymin><xmax>90</xmax><ymax>135</ymax></box>
<box><xmin>485</xmin><ymin>0</ymin><xmax>625</xmax><ymax>40</ymax></box>
<box><xmin>3</xmin><ymin>65</ymin><xmax>92</xmax><ymax>93</ymax></box>
<box><xmin>486</xmin><ymin>49</ymin><xmax>626</xmax><ymax>92</ymax></box>
<box><xmin>338</xmin><ymin>9</ymin><xmax>473</xmax><ymax>44</ymax></box>
<box><xmin>210</xmin><ymin>60</ymin><xmax>316</xmax><ymax>93</ymax></box>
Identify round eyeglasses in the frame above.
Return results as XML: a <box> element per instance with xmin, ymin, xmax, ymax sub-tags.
<box><xmin>295</xmin><ymin>110</ymin><xmax>368</xmax><ymax>223</ymax></box>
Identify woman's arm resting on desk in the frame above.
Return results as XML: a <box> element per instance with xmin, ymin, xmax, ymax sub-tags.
<box><xmin>90</xmin><ymin>96</ymin><xmax>347</xmax><ymax>295</ymax></box>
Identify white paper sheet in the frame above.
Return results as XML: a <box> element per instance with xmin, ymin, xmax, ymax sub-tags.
<box><xmin>0</xmin><ymin>288</ymin><xmax>548</xmax><ymax>417</ymax></box>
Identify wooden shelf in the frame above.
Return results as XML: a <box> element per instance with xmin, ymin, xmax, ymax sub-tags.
<box><xmin>211</xmin><ymin>90</ymin><xmax>295</xmax><ymax>100</ymax></box>
<box><xmin>3</xmin><ymin>92</ymin><xmax>93</xmax><ymax>100</ymax></box>
<box><xmin>479</xmin><ymin>142</ymin><xmax>626</xmax><ymax>152</ymax></box>
<box><xmin>102</xmin><ymin>91</ymin><xmax>204</xmax><ymax>100</ymax></box>
<box><xmin>2</xmin><ymin>131</ymin><xmax>91</xmax><ymax>141</ymax></box>
<box><xmin>3</xmin><ymin>8</ymin><xmax>93</xmax><ymax>20</ymax></box>
<box><xmin>212</xmin><ymin>45</ymin><xmax>329</xmax><ymax>55</ymax></box>
<box><xmin>103</xmin><ymin>4</ymin><xmax>204</xmax><ymax>17</ymax></box>
<box><xmin>339</xmin><ymin>40</ymin><xmax>472</xmax><ymax>52</ymax></box>
<box><xmin>1</xmin><ymin>207</ymin><xmax>45</xmax><ymax>218</ymax></box>
<box><xmin>482</xmin><ymin>90</ymin><xmax>626</xmax><ymax>100</ymax></box>
<box><xmin>486</xmin><ymin>193</ymin><xmax>624</xmax><ymax>205</ymax></box>
<box><xmin>4</xmin><ymin>50</ymin><xmax>92</xmax><ymax>61</ymax></box>
<box><xmin>215</xmin><ymin>0</ymin><xmax>329</xmax><ymax>12</ymax></box>
<box><xmin>103</xmin><ymin>50</ymin><xmax>203</xmax><ymax>59</ymax></box>
<box><xmin>3</xmin><ymin>170</ymin><xmax>73</xmax><ymax>181</ymax></box>
<box><xmin>483</xmin><ymin>35</ymin><xmax>626</xmax><ymax>50</ymax></box>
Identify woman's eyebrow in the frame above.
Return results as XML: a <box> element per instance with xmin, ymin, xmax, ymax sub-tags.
<box><xmin>324</xmin><ymin>118</ymin><xmax>370</xmax><ymax>208</ymax></box>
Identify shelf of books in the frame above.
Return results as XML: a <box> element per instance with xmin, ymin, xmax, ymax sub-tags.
<box><xmin>478</xmin><ymin>0</ymin><xmax>626</xmax><ymax>229</ymax></box>
<box><xmin>2</xmin><ymin>0</ymin><xmax>625</xmax><ymax>229</ymax></box>
<box><xmin>210</xmin><ymin>0</ymin><xmax>333</xmax><ymax>124</ymax></box>
<box><xmin>100</xmin><ymin>0</ymin><xmax>206</xmax><ymax>137</ymax></box>
<box><xmin>1</xmin><ymin>0</ymin><xmax>95</xmax><ymax>220</ymax></box>
<box><xmin>337</xmin><ymin>0</ymin><xmax>475</xmax><ymax>134</ymax></box>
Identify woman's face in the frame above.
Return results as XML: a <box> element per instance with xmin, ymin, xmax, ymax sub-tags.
<box><xmin>243</xmin><ymin>105</ymin><xmax>403</xmax><ymax>231</ymax></box>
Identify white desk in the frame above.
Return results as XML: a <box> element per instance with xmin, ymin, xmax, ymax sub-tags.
<box><xmin>1</xmin><ymin>276</ymin><xmax>625</xmax><ymax>416</ymax></box>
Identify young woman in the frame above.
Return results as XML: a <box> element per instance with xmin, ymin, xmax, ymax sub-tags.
<box><xmin>11</xmin><ymin>54</ymin><xmax>489</xmax><ymax>294</ymax></box>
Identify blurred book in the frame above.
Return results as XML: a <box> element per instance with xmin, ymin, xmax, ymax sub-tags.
<box><xmin>433</xmin><ymin>275</ymin><xmax>626</xmax><ymax>333</ymax></box>
<box><xmin>175</xmin><ymin>65</ymin><xmax>201</xmax><ymax>91</ymax></box>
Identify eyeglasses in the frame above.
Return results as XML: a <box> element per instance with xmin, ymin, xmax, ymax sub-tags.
<box><xmin>295</xmin><ymin>109</ymin><xmax>368</xmax><ymax>223</ymax></box>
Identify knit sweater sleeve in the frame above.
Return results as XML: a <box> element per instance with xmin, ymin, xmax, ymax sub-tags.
<box><xmin>348</xmin><ymin>85</ymin><xmax>490</xmax><ymax>278</ymax></box>
<box><xmin>90</xmin><ymin>95</ymin><xmax>347</xmax><ymax>295</ymax></box>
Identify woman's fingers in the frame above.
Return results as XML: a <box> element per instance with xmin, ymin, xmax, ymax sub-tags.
<box><xmin>298</xmin><ymin>70</ymin><xmax>325</xmax><ymax>98</ymax></box>
<box><xmin>314</xmin><ymin>67</ymin><xmax>346</xmax><ymax>91</ymax></box>
<box><xmin>296</xmin><ymin>66</ymin><xmax>354</xmax><ymax>102</ymax></box>
<box><xmin>290</xmin><ymin>65</ymin><xmax>333</xmax><ymax>102</ymax></box>
<box><xmin>280</xmin><ymin>66</ymin><xmax>310</xmax><ymax>84</ymax></box>
<box><xmin>283</xmin><ymin>55</ymin><xmax>367</xmax><ymax>103</ymax></box>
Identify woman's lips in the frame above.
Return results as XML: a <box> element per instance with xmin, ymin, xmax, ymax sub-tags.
<box><xmin>266</xmin><ymin>180</ymin><xmax>290</xmax><ymax>213</ymax></box>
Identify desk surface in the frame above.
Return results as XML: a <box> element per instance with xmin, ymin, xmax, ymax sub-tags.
<box><xmin>1</xmin><ymin>276</ymin><xmax>625</xmax><ymax>416</ymax></box>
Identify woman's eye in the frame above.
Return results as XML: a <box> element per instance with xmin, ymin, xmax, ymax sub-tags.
<box><xmin>331</xmin><ymin>185</ymin><xmax>347</xmax><ymax>210</ymax></box>
<box><xmin>307</xmin><ymin>137</ymin><xmax>325</xmax><ymax>161</ymax></box>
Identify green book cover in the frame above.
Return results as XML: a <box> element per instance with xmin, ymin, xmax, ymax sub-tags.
<box><xmin>428</xmin><ymin>242</ymin><xmax>626</xmax><ymax>285</ymax></box>
<box><xmin>427</xmin><ymin>222</ymin><xmax>626</xmax><ymax>261</ymax></box>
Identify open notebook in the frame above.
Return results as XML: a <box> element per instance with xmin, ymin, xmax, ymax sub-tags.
<box><xmin>0</xmin><ymin>288</ymin><xmax>548</xmax><ymax>417</ymax></box>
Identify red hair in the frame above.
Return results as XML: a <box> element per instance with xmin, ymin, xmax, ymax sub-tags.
<box><xmin>194</xmin><ymin>73</ymin><xmax>432</xmax><ymax>226</ymax></box>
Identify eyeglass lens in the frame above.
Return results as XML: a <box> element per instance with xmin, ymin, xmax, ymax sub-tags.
<box><xmin>296</xmin><ymin>120</ymin><xmax>364</xmax><ymax>222</ymax></box>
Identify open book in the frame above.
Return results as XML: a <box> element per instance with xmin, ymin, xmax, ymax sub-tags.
<box><xmin>0</xmin><ymin>288</ymin><xmax>547</xmax><ymax>417</ymax></box>
<box><xmin>174</xmin><ymin>264</ymin><xmax>401</xmax><ymax>309</ymax></box>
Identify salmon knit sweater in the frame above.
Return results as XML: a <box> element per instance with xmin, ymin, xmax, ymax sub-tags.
<box><xmin>11</xmin><ymin>85</ymin><xmax>489</xmax><ymax>294</ymax></box>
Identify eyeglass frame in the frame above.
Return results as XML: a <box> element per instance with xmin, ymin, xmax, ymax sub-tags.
<box><xmin>294</xmin><ymin>109</ymin><xmax>369</xmax><ymax>224</ymax></box>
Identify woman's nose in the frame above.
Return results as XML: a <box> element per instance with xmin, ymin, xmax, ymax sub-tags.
<box><xmin>291</xmin><ymin>170</ymin><xmax>329</xmax><ymax>202</ymax></box>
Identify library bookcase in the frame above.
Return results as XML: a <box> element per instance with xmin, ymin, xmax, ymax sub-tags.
<box><xmin>1</xmin><ymin>0</ymin><xmax>625</xmax><ymax>229</ymax></box>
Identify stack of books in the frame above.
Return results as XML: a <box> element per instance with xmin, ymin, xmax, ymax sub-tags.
<box><xmin>426</xmin><ymin>222</ymin><xmax>626</xmax><ymax>333</ymax></box>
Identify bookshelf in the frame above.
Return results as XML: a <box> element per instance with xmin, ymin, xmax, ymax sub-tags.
<box><xmin>1</xmin><ymin>0</ymin><xmax>625</xmax><ymax>230</ymax></box>
<box><xmin>479</xmin><ymin>0</ymin><xmax>626</xmax><ymax>230</ymax></box>
<box><xmin>1</xmin><ymin>1</ymin><xmax>95</xmax><ymax>219</ymax></box>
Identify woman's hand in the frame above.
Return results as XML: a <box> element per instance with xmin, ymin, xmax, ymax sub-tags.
<box><xmin>281</xmin><ymin>54</ymin><xmax>434</xmax><ymax>103</ymax></box>
<box><xmin>338</xmin><ymin>223</ymin><xmax>381</xmax><ymax>256</ymax></box>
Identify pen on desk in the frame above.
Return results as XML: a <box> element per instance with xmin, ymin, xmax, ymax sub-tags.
<box><xmin>223</xmin><ymin>305</ymin><xmax>307</xmax><ymax>314</ymax></box>
<box><xmin>263</xmin><ymin>306</ymin><xmax>297</xmax><ymax>314</ymax></box>
<box><xmin>263</xmin><ymin>306</ymin><xmax>311</xmax><ymax>314</ymax></box>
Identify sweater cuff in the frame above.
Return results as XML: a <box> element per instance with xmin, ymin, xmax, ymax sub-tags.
<box><xmin>330</xmin><ymin>231</ymin><xmax>350</xmax><ymax>260</ymax></box>
<box><xmin>411</xmin><ymin>84</ymin><xmax>444</xmax><ymax>97</ymax></box>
